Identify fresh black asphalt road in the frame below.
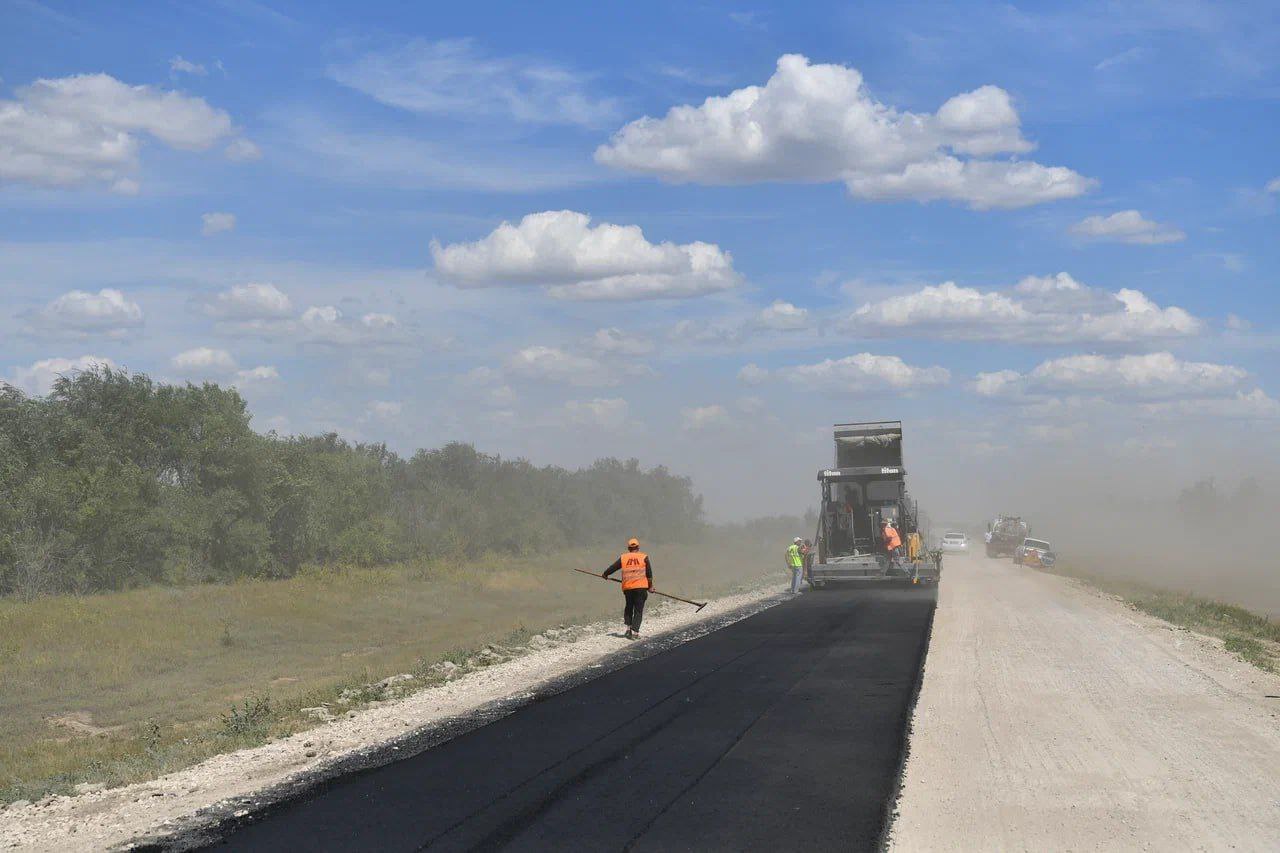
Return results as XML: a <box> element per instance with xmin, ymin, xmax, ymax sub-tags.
<box><xmin>206</xmin><ymin>586</ymin><xmax>936</xmax><ymax>852</ymax></box>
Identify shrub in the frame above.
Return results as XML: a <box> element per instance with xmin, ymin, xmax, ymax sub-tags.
<box><xmin>219</xmin><ymin>695</ymin><xmax>273</xmax><ymax>740</ymax></box>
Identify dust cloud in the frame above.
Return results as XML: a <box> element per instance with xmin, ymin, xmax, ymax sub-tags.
<box><xmin>918</xmin><ymin>446</ymin><xmax>1280</xmax><ymax>618</ymax></box>
<box><xmin>1025</xmin><ymin>485</ymin><xmax>1280</xmax><ymax>618</ymax></box>
<box><xmin>572</xmin><ymin>409</ymin><xmax>1280</xmax><ymax>618</ymax></box>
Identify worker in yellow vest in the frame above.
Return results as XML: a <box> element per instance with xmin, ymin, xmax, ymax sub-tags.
<box><xmin>907</xmin><ymin>531</ymin><xmax>922</xmax><ymax>562</ymax></box>
<box><xmin>786</xmin><ymin>537</ymin><xmax>804</xmax><ymax>594</ymax></box>
<box><xmin>601</xmin><ymin>538</ymin><xmax>654</xmax><ymax>640</ymax></box>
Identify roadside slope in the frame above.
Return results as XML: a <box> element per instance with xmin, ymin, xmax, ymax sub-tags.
<box><xmin>891</xmin><ymin>554</ymin><xmax>1280</xmax><ymax>851</ymax></box>
<box><xmin>0</xmin><ymin>584</ymin><xmax>785</xmax><ymax>852</ymax></box>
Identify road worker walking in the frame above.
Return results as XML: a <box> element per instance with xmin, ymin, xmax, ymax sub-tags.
<box><xmin>601</xmin><ymin>538</ymin><xmax>653</xmax><ymax>639</ymax></box>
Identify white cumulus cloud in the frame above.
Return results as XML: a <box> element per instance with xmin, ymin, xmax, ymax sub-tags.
<box><xmin>172</xmin><ymin>346</ymin><xmax>237</xmax><ymax>374</ymax></box>
<box><xmin>201</xmin><ymin>211</ymin><xmax>236</xmax><ymax>236</ymax></box>
<box><xmin>206</xmin><ymin>283</ymin><xmax>293</xmax><ymax>320</ymax></box>
<box><xmin>1266</xmin><ymin>177</ymin><xmax>1280</xmax><ymax>193</ymax></box>
<box><xmin>748</xmin><ymin>353</ymin><xmax>950</xmax><ymax>393</ymax></box>
<box><xmin>361</xmin><ymin>313</ymin><xmax>398</xmax><ymax>330</ymax></box>
<box><xmin>974</xmin><ymin>369</ymin><xmax>1023</xmax><ymax>397</ymax></box>
<box><xmin>38</xmin><ymin>288</ymin><xmax>143</xmax><ymax>335</ymax></box>
<box><xmin>846</xmin><ymin>274</ymin><xmax>1200</xmax><ymax>344</ymax></box>
<box><xmin>232</xmin><ymin>365</ymin><xmax>280</xmax><ymax>387</ymax></box>
<box><xmin>978</xmin><ymin>352</ymin><xmax>1248</xmax><ymax>401</ymax></box>
<box><xmin>506</xmin><ymin>345</ymin><xmax>627</xmax><ymax>387</ymax></box>
<box><xmin>757</xmin><ymin>300</ymin><xmax>809</xmax><ymax>330</ymax></box>
<box><xmin>1014</xmin><ymin>272</ymin><xmax>1083</xmax><ymax>294</ymax></box>
<box><xmin>293</xmin><ymin>306</ymin><xmax>403</xmax><ymax>347</ymax></box>
<box><xmin>431</xmin><ymin>210</ymin><xmax>740</xmax><ymax>300</ymax></box>
<box><xmin>203</xmin><ymin>284</ymin><xmax>296</xmax><ymax>336</ymax></box>
<box><xmin>1031</xmin><ymin>352</ymin><xmax>1242</xmax><ymax>397</ymax></box>
<box><xmin>6</xmin><ymin>355</ymin><xmax>117</xmax><ymax>396</ymax></box>
<box><xmin>299</xmin><ymin>306</ymin><xmax>348</xmax><ymax>344</ymax></box>
<box><xmin>1069</xmin><ymin>210</ymin><xmax>1186</xmax><ymax>245</ymax></box>
<box><xmin>596</xmin><ymin>54</ymin><xmax>1092</xmax><ymax>209</ymax></box>
<box><xmin>170</xmin><ymin>350</ymin><xmax>276</xmax><ymax>390</ymax></box>
<box><xmin>852</xmin><ymin>282</ymin><xmax>1028</xmax><ymax>330</ymax></box>
<box><xmin>1073</xmin><ymin>288</ymin><xmax>1200</xmax><ymax>341</ymax></box>
<box><xmin>0</xmin><ymin>73</ymin><xmax>254</xmax><ymax>190</ymax></box>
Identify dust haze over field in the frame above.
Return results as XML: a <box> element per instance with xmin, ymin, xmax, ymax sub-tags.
<box><xmin>1028</xmin><ymin>485</ymin><xmax>1280</xmax><ymax>619</ymax></box>
<box><xmin>650</xmin><ymin>402</ymin><xmax>1278</xmax><ymax>622</ymax></box>
<box><xmin>905</xmin><ymin>423</ymin><xmax>1280</xmax><ymax>618</ymax></box>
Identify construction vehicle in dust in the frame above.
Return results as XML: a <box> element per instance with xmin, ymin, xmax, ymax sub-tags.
<box><xmin>808</xmin><ymin>421</ymin><xmax>937</xmax><ymax>588</ymax></box>
<box><xmin>985</xmin><ymin>515</ymin><xmax>1030</xmax><ymax>558</ymax></box>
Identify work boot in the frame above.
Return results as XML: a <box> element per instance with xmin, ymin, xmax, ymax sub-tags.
<box><xmin>625</xmin><ymin>628</ymin><xmax>634</xmax><ymax>640</ymax></box>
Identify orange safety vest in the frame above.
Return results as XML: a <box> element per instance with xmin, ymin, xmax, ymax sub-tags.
<box><xmin>619</xmin><ymin>551</ymin><xmax>649</xmax><ymax>590</ymax></box>
<box><xmin>883</xmin><ymin>525</ymin><xmax>901</xmax><ymax>550</ymax></box>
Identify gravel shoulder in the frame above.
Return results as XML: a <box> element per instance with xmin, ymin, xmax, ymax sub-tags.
<box><xmin>0</xmin><ymin>582</ymin><xmax>786</xmax><ymax>852</ymax></box>
<box><xmin>890</xmin><ymin>553</ymin><xmax>1280</xmax><ymax>852</ymax></box>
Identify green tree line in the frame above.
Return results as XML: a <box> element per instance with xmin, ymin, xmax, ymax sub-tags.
<box><xmin>0</xmin><ymin>368</ymin><xmax>705</xmax><ymax>597</ymax></box>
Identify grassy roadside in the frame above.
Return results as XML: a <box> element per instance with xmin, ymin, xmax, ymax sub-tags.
<box><xmin>0</xmin><ymin>537</ymin><xmax>781</xmax><ymax>806</ymax></box>
<box><xmin>1046</xmin><ymin>561</ymin><xmax>1280</xmax><ymax>674</ymax></box>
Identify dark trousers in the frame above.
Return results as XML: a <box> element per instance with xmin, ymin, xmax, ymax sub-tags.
<box><xmin>623</xmin><ymin>589</ymin><xmax>648</xmax><ymax>631</ymax></box>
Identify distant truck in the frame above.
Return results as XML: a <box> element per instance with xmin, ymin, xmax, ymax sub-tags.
<box><xmin>809</xmin><ymin>421</ymin><xmax>937</xmax><ymax>587</ymax></box>
<box><xmin>985</xmin><ymin>515</ymin><xmax>1029</xmax><ymax>558</ymax></box>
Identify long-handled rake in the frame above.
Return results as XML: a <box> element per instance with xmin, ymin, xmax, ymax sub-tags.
<box><xmin>572</xmin><ymin>568</ymin><xmax>708</xmax><ymax>611</ymax></box>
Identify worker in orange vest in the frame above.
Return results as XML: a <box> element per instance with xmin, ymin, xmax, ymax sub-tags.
<box><xmin>880</xmin><ymin>518</ymin><xmax>902</xmax><ymax>561</ymax></box>
<box><xmin>601</xmin><ymin>538</ymin><xmax>654</xmax><ymax>640</ymax></box>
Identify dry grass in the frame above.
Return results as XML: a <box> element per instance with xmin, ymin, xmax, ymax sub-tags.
<box><xmin>0</xmin><ymin>538</ymin><xmax>779</xmax><ymax>804</ymax></box>
<box><xmin>1048</xmin><ymin>561</ymin><xmax>1280</xmax><ymax>673</ymax></box>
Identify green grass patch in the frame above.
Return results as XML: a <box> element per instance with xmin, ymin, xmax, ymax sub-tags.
<box><xmin>0</xmin><ymin>537</ymin><xmax>779</xmax><ymax>805</ymax></box>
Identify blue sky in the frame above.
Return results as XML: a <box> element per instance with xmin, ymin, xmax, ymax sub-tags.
<box><xmin>2</xmin><ymin>0</ymin><xmax>1277</xmax><ymax>519</ymax></box>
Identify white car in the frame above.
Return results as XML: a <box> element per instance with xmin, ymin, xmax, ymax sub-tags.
<box><xmin>940</xmin><ymin>532</ymin><xmax>969</xmax><ymax>553</ymax></box>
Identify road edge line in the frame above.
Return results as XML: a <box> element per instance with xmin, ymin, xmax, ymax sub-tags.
<box><xmin>876</xmin><ymin>593</ymin><xmax>939</xmax><ymax>852</ymax></box>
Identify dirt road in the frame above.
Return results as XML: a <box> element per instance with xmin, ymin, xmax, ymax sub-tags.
<box><xmin>891</xmin><ymin>554</ymin><xmax>1280</xmax><ymax>851</ymax></box>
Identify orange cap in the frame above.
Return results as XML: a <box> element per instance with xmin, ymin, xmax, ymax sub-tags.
<box><xmin>627</xmin><ymin>538</ymin><xmax>640</xmax><ymax>550</ymax></box>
